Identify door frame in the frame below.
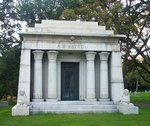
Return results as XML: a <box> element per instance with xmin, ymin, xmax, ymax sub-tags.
<box><xmin>57</xmin><ymin>52</ymin><xmax>86</xmax><ymax>101</ymax></box>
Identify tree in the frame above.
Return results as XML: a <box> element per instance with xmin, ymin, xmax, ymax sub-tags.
<box><xmin>17</xmin><ymin>0</ymin><xmax>83</xmax><ymax>26</ymax></box>
<box><xmin>119</xmin><ymin>0</ymin><xmax>150</xmax><ymax>84</ymax></box>
<box><xmin>0</xmin><ymin>45</ymin><xmax>20</xmax><ymax>99</ymax></box>
<box><xmin>0</xmin><ymin>0</ymin><xmax>21</xmax><ymax>99</ymax></box>
<box><xmin>125</xmin><ymin>58</ymin><xmax>150</xmax><ymax>91</ymax></box>
<box><xmin>18</xmin><ymin>0</ymin><xmax>61</xmax><ymax>26</ymax></box>
<box><xmin>0</xmin><ymin>0</ymin><xmax>21</xmax><ymax>51</ymax></box>
<box><xmin>60</xmin><ymin>0</ymin><xmax>123</xmax><ymax>27</ymax></box>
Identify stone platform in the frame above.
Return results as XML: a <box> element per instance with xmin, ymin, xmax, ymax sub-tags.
<box><xmin>30</xmin><ymin>101</ymin><xmax>118</xmax><ymax>114</ymax></box>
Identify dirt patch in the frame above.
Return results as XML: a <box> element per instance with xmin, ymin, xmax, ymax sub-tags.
<box><xmin>134</xmin><ymin>102</ymin><xmax>150</xmax><ymax>107</ymax></box>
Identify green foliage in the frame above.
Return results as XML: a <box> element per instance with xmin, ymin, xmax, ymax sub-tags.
<box><xmin>0</xmin><ymin>0</ymin><xmax>21</xmax><ymax>99</ymax></box>
<box><xmin>0</xmin><ymin>45</ymin><xmax>21</xmax><ymax>99</ymax></box>
<box><xmin>0</xmin><ymin>0</ymin><xmax>21</xmax><ymax>48</ymax></box>
<box><xmin>59</xmin><ymin>0</ymin><xmax>81</xmax><ymax>9</ymax></box>
<box><xmin>18</xmin><ymin>0</ymin><xmax>82</xmax><ymax>26</ymax></box>
<box><xmin>124</xmin><ymin>57</ymin><xmax>150</xmax><ymax>91</ymax></box>
<box><xmin>18</xmin><ymin>0</ymin><xmax>62</xmax><ymax>26</ymax></box>
<box><xmin>60</xmin><ymin>9</ymin><xmax>77</xmax><ymax>20</ymax></box>
<box><xmin>60</xmin><ymin>0</ymin><xmax>124</xmax><ymax>30</ymax></box>
<box><xmin>120</xmin><ymin>0</ymin><xmax>150</xmax><ymax>84</ymax></box>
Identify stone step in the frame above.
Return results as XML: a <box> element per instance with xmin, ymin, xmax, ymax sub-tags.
<box><xmin>30</xmin><ymin>106</ymin><xmax>117</xmax><ymax>110</ymax></box>
<box><xmin>34</xmin><ymin>27</ymin><xmax>113</xmax><ymax>35</ymax></box>
<box><xmin>30</xmin><ymin>101</ymin><xmax>114</xmax><ymax>105</ymax></box>
<box><xmin>41</xmin><ymin>20</ymin><xmax>99</xmax><ymax>27</ymax></box>
<box><xmin>30</xmin><ymin>108</ymin><xmax>118</xmax><ymax>114</ymax></box>
<box><xmin>30</xmin><ymin>101</ymin><xmax>118</xmax><ymax>114</ymax></box>
<box><xmin>35</xmin><ymin>23</ymin><xmax>106</xmax><ymax>30</ymax></box>
<box><xmin>31</xmin><ymin>105</ymin><xmax>117</xmax><ymax>110</ymax></box>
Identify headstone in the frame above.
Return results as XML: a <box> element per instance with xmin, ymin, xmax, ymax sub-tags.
<box><xmin>134</xmin><ymin>91</ymin><xmax>140</xmax><ymax>97</ymax></box>
<box><xmin>0</xmin><ymin>101</ymin><xmax>9</xmax><ymax>107</ymax></box>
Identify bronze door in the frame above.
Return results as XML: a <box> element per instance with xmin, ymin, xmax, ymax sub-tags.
<box><xmin>61</xmin><ymin>62</ymin><xmax>79</xmax><ymax>100</ymax></box>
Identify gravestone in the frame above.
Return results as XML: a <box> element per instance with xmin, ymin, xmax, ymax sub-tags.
<box><xmin>0</xmin><ymin>101</ymin><xmax>8</xmax><ymax>107</ymax></box>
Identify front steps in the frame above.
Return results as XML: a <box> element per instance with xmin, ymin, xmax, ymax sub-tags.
<box><xmin>30</xmin><ymin>101</ymin><xmax>118</xmax><ymax>114</ymax></box>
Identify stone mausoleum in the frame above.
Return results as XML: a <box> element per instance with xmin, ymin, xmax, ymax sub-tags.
<box><xmin>12</xmin><ymin>20</ymin><xmax>138</xmax><ymax>116</ymax></box>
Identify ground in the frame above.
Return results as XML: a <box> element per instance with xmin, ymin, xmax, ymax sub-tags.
<box><xmin>0</xmin><ymin>92</ymin><xmax>150</xmax><ymax>126</ymax></box>
<box><xmin>131</xmin><ymin>92</ymin><xmax>150</xmax><ymax>107</ymax></box>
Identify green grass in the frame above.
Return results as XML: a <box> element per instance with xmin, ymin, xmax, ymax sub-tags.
<box><xmin>0</xmin><ymin>107</ymin><xmax>150</xmax><ymax>126</ymax></box>
<box><xmin>130</xmin><ymin>92</ymin><xmax>150</xmax><ymax>103</ymax></box>
<box><xmin>0</xmin><ymin>92</ymin><xmax>149</xmax><ymax>126</ymax></box>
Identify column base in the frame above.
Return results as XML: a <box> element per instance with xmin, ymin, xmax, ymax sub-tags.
<box><xmin>46</xmin><ymin>99</ymin><xmax>58</xmax><ymax>102</ymax></box>
<box><xmin>32</xmin><ymin>99</ymin><xmax>44</xmax><ymax>102</ymax></box>
<box><xmin>85</xmin><ymin>98</ymin><xmax>97</xmax><ymax>101</ymax></box>
<box><xmin>99</xmin><ymin>99</ymin><xmax>110</xmax><ymax>102</ymax></box>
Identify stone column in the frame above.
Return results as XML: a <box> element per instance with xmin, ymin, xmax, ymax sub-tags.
<box><xmin>99</xmin><ymin>52</ymin><xmax>110</xmax><ymax>100</ymax></box>
<box><xmin>32</xmin><ymin>50</ymin><xmax>44</xmax><ymax>102</ymax></box>
<box><xmin>46</xmin><ymin>51</ymin><xmax>58</xmax><ymax>101</ymax></box>
<box><xmin>85</xmin><ymin>52</ymin><xmax>96</xmax><ymax>101</ymax></box>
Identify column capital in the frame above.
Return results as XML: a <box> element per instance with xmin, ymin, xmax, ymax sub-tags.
<box><xmin>99</xmin><ymin>52</ymin><xmax>110</xmax><ymax>61</ymax></box>
<box><xmin>47</xmin><ymin>51</ymin><xmax>58</xmax><ymax>60</ymax></box>
<box><xmin>33</xmin><ymin>50</ymin><xmax>44</xmax><ymax>60</ymax></box>
<box><xmin>85</xmin><ymin>52</ymin><xmax>96</xmax><ymax>61</ymax></box>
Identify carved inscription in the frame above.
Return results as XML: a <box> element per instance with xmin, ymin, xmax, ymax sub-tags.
<box><xmin>57</xmin><ymin>44</ymin><xmax>87</xmax><ymax>50</ymax></box>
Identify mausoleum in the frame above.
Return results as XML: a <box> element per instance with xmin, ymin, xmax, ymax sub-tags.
<box><xmin>12</xmin><ymin>20</ymin><xmax>138</xmax><ymax>115</ymax></box>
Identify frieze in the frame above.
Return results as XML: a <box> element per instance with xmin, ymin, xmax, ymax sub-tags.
<box><xmin>23</xmin><ymin>40</ymin><xmax>120</xmax><ymax>51</ymax></box>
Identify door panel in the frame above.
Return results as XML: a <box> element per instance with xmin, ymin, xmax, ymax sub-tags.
<box><xmin>61</xmin><ymin>62</ymin><xmax>79</xmax><ymax>100</ymax></box>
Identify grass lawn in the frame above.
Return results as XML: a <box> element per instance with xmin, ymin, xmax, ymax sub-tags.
<box><xmin>0</xmin><ymin>92</ymin><xmax>149</xmax><ymax>126</ymax></box>
<box><xmin>130</xmin><ymin>92</ymin><xmax>150</xmax><ymax>103</ymax></box>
